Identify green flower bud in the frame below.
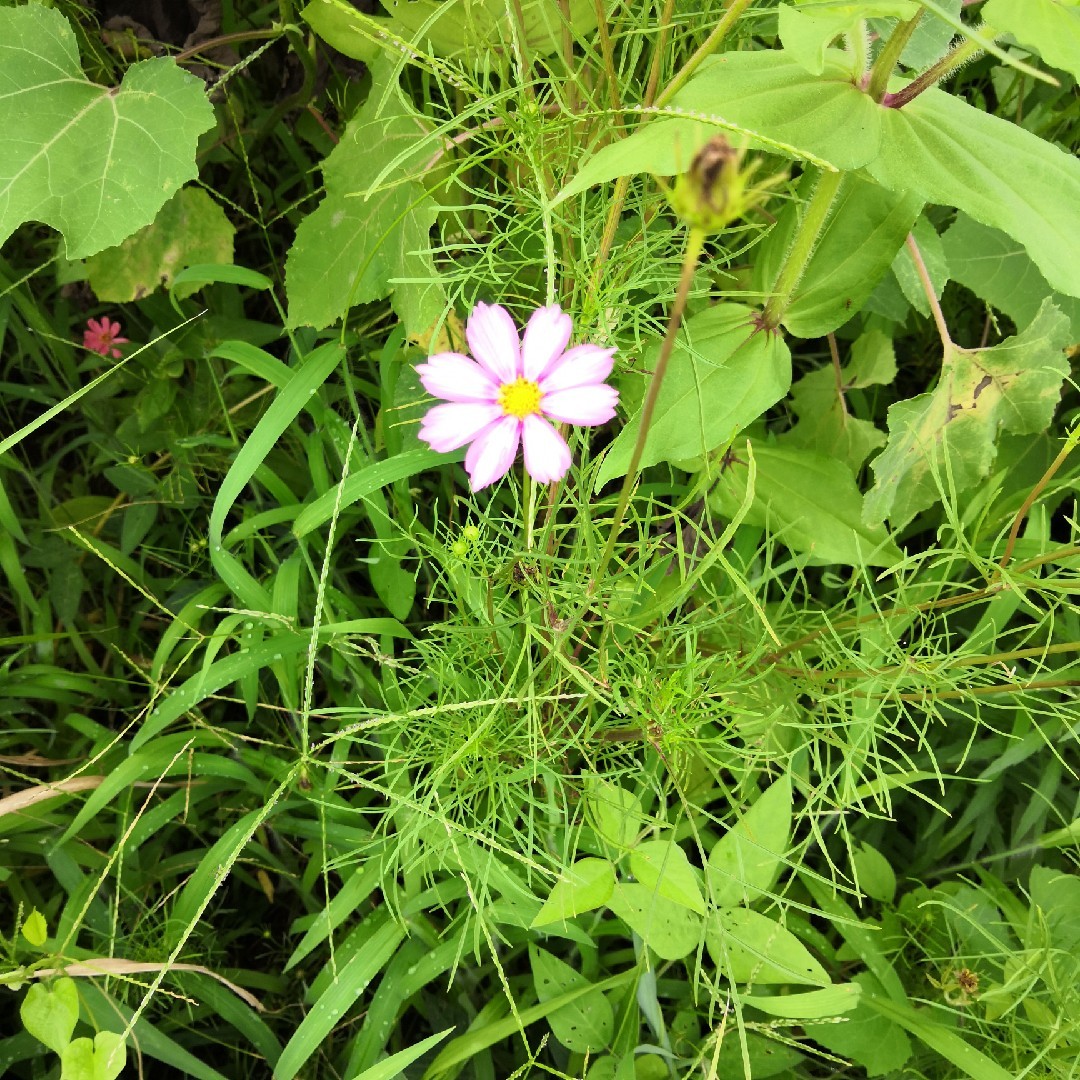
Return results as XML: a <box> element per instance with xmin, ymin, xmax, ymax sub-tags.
<box><xmin>667</xmin><ymin>135</ymin><xmax>781</xmax><ymax>234</ymax></box>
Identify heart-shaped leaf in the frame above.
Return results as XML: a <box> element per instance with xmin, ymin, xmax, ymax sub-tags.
<box><xmin>0</xmin><ymin>4</ymin><xmax>214</xmax><ymax>258</ymax></box>
<box><xmin>21</xmin><ymin>978</ymin><xmax>79</xmax><ymax>1055</ymax></box>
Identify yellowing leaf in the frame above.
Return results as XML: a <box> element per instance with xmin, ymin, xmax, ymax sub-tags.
<box><xmin>865</xmin><ymin>301</ymin><xmax>1072</xmax><ymax>527</ymax></box>
<box><xmin>22</xmin><ymin>909</ymin><xmax>48</xmax><ymax>947</ymax></box>
<box><xmin>85</xmin><ymin>188</ymin><xmax>235</xmax><ymax>302</ymax></box>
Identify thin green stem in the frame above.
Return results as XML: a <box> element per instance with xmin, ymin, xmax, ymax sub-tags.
<box><xmin>866</xmin><ymin>10</ymin><xmax>925</xmax><ymax>102</ymax></box>
<box><xmin>523</xmin><ymin>470</ymin><xmax>535</xmax><ymax>551</ymax></box>
<box><xmin>761</xmin><ymin>168</ymin><xmax>844</xmax><ymax>331</ymax></box>
<box><xmin>654</xmin><ymin>0</ymin><xmax>755</xmax><ymax>109</ymax></box>
<box><xmin>591</xmin><ymin>227</ymin><xmax>707</xmax><ymax>591</ymax></box>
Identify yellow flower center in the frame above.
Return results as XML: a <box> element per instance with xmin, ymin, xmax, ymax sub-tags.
<box><xmin>498</xmin><ymin>377</ymin><xmax>542</xmax><ymax>420</ymax></box>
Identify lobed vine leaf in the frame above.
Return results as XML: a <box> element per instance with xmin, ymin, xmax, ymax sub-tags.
<box><xmin>285</xmin><ymin>56</ymin><xmax>444</xmax><ymax>335</ymax></box>
<box><xmin>784</xmin><ymin>329</ymin><xmax>896</xmax><ymax>472</ymax></box>
<box><xmin>0</xmin><ymin>3</ymin><xmax>214</xmax><ymax>258</ymax></box>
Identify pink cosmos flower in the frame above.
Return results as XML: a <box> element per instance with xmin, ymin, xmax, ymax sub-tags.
<box><xmin>417</xmin><ymin>302</ymin><xmax>619</xmax><ymax>491</ymax></box>
<box><xmin>83</xmin><ymin>317</ymin><xmax>129</xmax><ymax>359</ymax></box>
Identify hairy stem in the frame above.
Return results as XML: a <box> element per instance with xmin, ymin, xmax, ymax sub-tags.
<box><xmin>761</xmin><ymin>168</ymin><xmax>844</xmax><ymax>331</ymax></box>
<box><xmin>883</xmin><ymin>33</ymin><xmax>989</xmax><ymax>108</ymax></box>
<box><xmin>866</xmin><ymin>10</ymin><xmax>924</xmax><ymax>102</ymax></box>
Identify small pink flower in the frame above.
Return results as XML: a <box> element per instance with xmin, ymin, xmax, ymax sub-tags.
<box><xmin>83</xmin><ymin>317</ymin><xmax>129</xmax><ymax>359</ymax></box>
<box><xmin>417</xmin><ymin>302</ymin><xmax>619</xmax><ymax>491</ymax></box>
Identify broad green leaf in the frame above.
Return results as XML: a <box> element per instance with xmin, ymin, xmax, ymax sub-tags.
<box><xmin>529</xmin><ymin>946</ymin><xmax>614</xmax><ymax>1053</ymax></box>
<box><xmin>666</xmin><ymin>51</ymin><xmax>1080</xmax><ymax>296</ymax></box>
<box><xmin>583</xmin><ymin>775</ymin><xmax>645</xmax><ymax>851</ymax></box>
<box><xmin>531</xmin><ymin>858</ymin><xmax>616</xmax><ymax>927</ymax></box>
<box><xmin>85</xmin><ymin>188</ymin><xmax>235</xmax><ymax>302</ymax></box>
<box><xmin>868</xmin><ymin>85</ymin><xmax>1080</xmax><ymax>298</ymax></box>
<box><xmin>710</xmin><ymin>442</ymin><xmax>901</xmax><ymax>566</ymax></box>
<box><xmin>60</xmin><ymin>1032</ymin><xmax>125</xmax><ymax>1080</ymax></box>
<box><xmin>555</xmin><ymin>114</ymin><xmax>834</xmax><ymax>206</ymax></box>
<box><xmin>784</xmin><ymin>329</ymin><xmax>895</xmax><ymax>471</ymax></box>
<box><xmin>864</xmin><ymin>301</ymin><xmax>1072</xmax><ymax>527</ymax></box>
<box><xmin>707</xmin><ymin>775</ymin><xmax>792</xmax><ymax>908</ymax></box>
<box><xmin>983</xmin><ymin>0</ymin><xmax>1080</xmax><ymax>80</ymax></box>
<box><xmin>671</xmin><ymin>51</ymin><xmax>882</xmax><ymax>171</ymax></box>
<box><xmin>606</xmin><ymin>882</ymin><xmax>703</xmax><ymax>960</ymax></box>
<box><xmin>555</xmin><ymin>50</ymin><xmax>870</xmax><ymax>203</ymax></box>
<box><xmin>743</xmin><ymin>982</ymin><xmax>861</xmax><ymax>1018</ymax></box>
<box><xmin>21</xmin><ymin>909</ymin><xmax>47</xmax><ymax>947</ymax></box>
<box><xmin>891</xmin><ymin>215</ymin><xmax>948</xmax><ymax>318</ymax></box>
<box><xmin>753</xmin><ymin>171</ymin><xmax>923</xmax><ymax>338</ymax></box>
<box><xmin>596</xmin><ymin>304</ymin><xmax>791</xmax><ymax>488</ymax></box>
<box><xmin>0</xmin><ymin>4</ymin><xmax>214</xmax><ymax>258</ymax></box>
<box><xmin>303</xmin><ymin>0</ymin><xmax>602</xmax><ymax>64</ymax></box>
<box><xmin>21</xmin><ymin>978</ymin><xmax>79</xmax><ymax>1054</ymax></box>
<box><xmin>706</xmin><ymin>907</ymin><xmax>829</xmax><ymax>985</ymax></box>
<box><xmin>804</xmin><ymin>974</ymin><xmax>912</xmax><ymax>1076</ymax></box>
<box><xmin>628</xmin><ymin>839</ymin><xmax>706</xmax><ymax>915</ymax></box>
<box><xmin>779</xmin><ymin>2</ymin><xmax>918</xmax><ymax>75</ymax></box>
<box><xmin>285</xmin><ymin>56</ymin><xmax>443</xmax><ymax>335</ymax></box>
<box><xmin>941</xmin><ymin>213</ymin><xmax>1080</xmax><ymax>340</ymax></box>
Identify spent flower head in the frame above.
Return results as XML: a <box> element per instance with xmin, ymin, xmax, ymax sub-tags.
<box><xmin>416</xmin><ymin>302</ymin><xmax>618</xmax><ymax>491</ymax></box>
<box><xmin>83</xmin><ymin>317</ymin><xmax>129</xmax><ymax>359</ymax></box>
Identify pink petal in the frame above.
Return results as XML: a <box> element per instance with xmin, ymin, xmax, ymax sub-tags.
<box><xmin>541</xmin><ymin>385</ymin><xmax>619</xmax><ymax>426</ymax></box>
<box><xmin>466</xmin><ymin>302</ymin><xmax>521</xmax><ymax>384</ymax></box>
<box><xmin>521</xmin><ymin>415</ymin><xmax>571</xmax><ymax>484</ymax></box>
<box><xmin>537</xmin><ymin>344</ymin><xmax>616</xmax><ymax>394</ymax></box>
<box><xmin>465</xmin><ymin>416</ymin><xmax>521</xmax><ymax>491</ymax></box>
<box><xmin>418</xmin><ymin>402</ymin><xmax>503</xmax><ymax>453</ymax></box>
<box><xmin>87</xmin><ymin>318</ymin><xmax>103</xmax><ymax>333</ymax></box>
<box><xmin>521</xmin><ymin>304</ymin><xmax>573</xmax><ymax>382</ymax></box>
<box><xmin>417</xmin><ymin>352</ymin><xmax>500</xmax><ymax>403</ymax></box>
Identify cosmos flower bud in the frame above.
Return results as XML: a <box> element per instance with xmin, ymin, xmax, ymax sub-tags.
<box><xmin>667</xmin><ymin>135</ymin><xmax>779</xmax><ymax>233</ymax></box>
